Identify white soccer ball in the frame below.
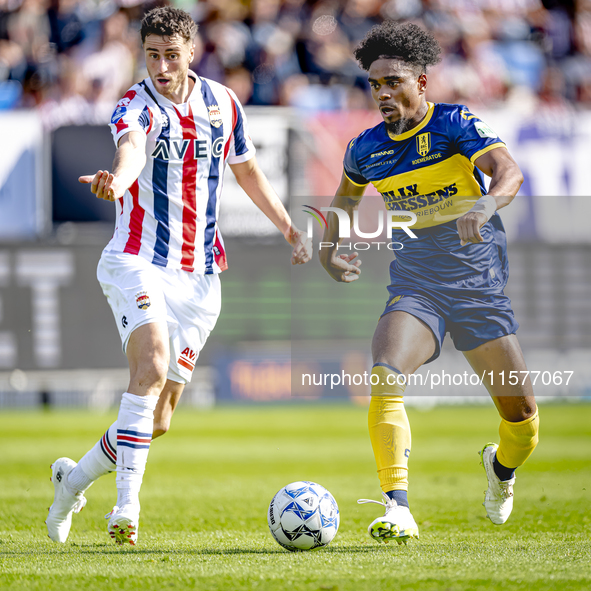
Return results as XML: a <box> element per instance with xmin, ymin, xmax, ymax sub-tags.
<box><xmin>267</xmin><ymin>481</ymin><xmax>340</xmax><ymax>551</ymax></box>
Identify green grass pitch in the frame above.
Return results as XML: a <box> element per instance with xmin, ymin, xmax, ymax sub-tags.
<box><xmin>1</xmin><ymin>403</ymin><xmax>590</xmax><ymax>590</ymax></box>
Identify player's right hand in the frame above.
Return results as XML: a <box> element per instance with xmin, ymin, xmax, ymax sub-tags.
<box><xmin>321</xmin><ymin>252</ymin><xmax>362</xmax><ymax>283</ymax></box>
<box><xmin>78</xmin><ymin>170</ymin><xmax>125</xmax><ymax>202</ymax></box>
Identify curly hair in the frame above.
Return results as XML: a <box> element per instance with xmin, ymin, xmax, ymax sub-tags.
<box><xmin>354</xmin><ymin>22</ymin><xmax>441</xmax><ymax>73</ymax></box>
<box><xmin>140</xmin><ymin>7</ymin><xmax>198</xmax><ymax>45</ymax></box>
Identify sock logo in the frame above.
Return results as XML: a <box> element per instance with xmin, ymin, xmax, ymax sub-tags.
<box><xmin>404</xmin><ymin>449</ymin><xmax>410</xmax><ymax>458</ymax></box>
<box><xmin>178</xmin><ymin>347</ymin><xmax>196</xmax><ymax>372</ymax></box>
<box><xmin>56</xmin><ymin>470</ymin><xmax>62</xmax><ymax>483</ymax></box>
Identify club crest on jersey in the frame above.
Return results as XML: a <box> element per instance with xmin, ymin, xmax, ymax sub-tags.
<box><xmin>416</xmin><ymin>132</ymin><xmax>431</xmax><ymax>157</ymax></box>
<box><xmin>135</xmin><ymin>291</ymin><xmax>150</xmax><ymax>310</ymax></box>
<box><xmin>208</xmin><ymin>104</ymin><xmax>222</xmax><ymax>128</ymax></box>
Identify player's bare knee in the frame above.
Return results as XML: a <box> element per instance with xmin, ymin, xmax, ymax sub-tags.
<box><xmin>131</xmin><ymin>357</ymin><xmax>169</xmax><ymax>392</ymax></box>
<box><xmin>520</xmin><ymin>402</ymin><xmax>537</xmax><ymax>421</ymax></box>
<box><xmin>152</xmin><ymin>421</ymin><xmax>170</xmax><ymax>439</ymax></box>
<box><xmin>504</xmin><ymin>402</ymin><xmax>537</xmax><ymax>423</ymax></box>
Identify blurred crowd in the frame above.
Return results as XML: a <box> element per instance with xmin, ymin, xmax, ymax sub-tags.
<box><xmin>0</xmin><ymin>0</ymin><xmax>588</xmax><ymax>128</ymax></box>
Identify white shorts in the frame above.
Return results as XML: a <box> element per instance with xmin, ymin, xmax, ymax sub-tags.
<box><xmin>97</xmin><ymin>251</ymin><xmax>221</xmax><ymax>384</ymax></box>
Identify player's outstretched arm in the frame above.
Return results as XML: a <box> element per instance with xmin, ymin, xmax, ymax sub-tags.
<box><xmin>457</xmin><ymin>147</ymin><xmax>524</xmax><ymax>245</ymax></box>
<box><xmin>78</xmin><ymin>131</ymin><xmax>147</xmax><ymax>202</ymax></box>
<box><xmin>319</xmin><ymin>173</ymin><xmax>366</xmax><ymax>283</ymax></box>
<box><xmin>229</xmin><ymin>156</ymin><xmax>311</xmax><ymax>265</ymax></box>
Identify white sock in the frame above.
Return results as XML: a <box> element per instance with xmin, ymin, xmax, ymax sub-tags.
<box><xmin>117</xmin><ymin>488</ymin><xmax>138</xmax><ymax>508</ymax></box>
<box><xmin>116</xmin><ymin>392</ymin><xmax>158</xmax><ymax>508</ymax></box>
<box><xmin>67</xmin><ymin>422</ymin><xmax>118</xmax><ymax>493</ymax></box>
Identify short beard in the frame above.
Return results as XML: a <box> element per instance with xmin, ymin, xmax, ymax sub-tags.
<box><xmin>386</xmin><ymin>118</ymin><xmax>413</xmax><ymax>136</ymax></box>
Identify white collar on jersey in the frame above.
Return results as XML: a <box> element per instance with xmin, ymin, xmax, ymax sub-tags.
<box><xmin>145</xmin><ymin>70</ymin><xmax>201</xmax><ymax>107</ymax></box>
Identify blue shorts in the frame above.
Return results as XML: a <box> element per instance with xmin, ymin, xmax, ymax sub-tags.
<box><xmin>382</xmin><ymin>284</ymin><xmax>519</xmax><ymax>363</ymax></box>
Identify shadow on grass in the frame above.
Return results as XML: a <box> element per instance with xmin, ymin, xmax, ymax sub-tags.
<box><xmin>1</xmin><ymin>542</ymin><xmax>390</xmax><ymax>557</ymax></box>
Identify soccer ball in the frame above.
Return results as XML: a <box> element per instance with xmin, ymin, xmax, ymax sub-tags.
<box><xmin>267</xmin><ymin>481</ymin><xmax>340</xmax><ymax>551</ymax></box>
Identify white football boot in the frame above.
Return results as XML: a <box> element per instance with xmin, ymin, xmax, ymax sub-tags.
<box><xmin>358</xmin><ymin>493</ymin><xmax>419</xmax><ymax>545</ymax></box>
<box><xmin>480</xmin><ymin>442</ymin><xmax>515</xmax><ymax>525</ymax></box>
<box><xmin>46</xmin><ymin>458</ymin><xmax>88</xmax><ymax>543</ymax></box>
<box><xmin>106</xmin><ymin>505</ymin><xmax>140</xmax><ymax>546</ymax></box>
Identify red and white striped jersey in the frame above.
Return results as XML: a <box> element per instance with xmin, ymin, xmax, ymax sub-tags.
<box><xmin>105</xmin><ymin>71</ymin><xmax>255</xmax><ymax>274</ymax></box>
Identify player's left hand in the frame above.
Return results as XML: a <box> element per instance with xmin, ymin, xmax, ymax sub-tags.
<box><xmin>285</xmin><ymin>226</ymin><xmax>312</xmax><ymax>265</ymax></box>
<box><xmin>456</xmin><ymin>211</ymin><xmax>488</xmax><ymax>246</ymax></box>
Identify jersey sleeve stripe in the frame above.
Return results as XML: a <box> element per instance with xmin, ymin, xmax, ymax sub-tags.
<box><xmin>176</xmin><ymin>103</ymin><xmax>199</xmax><ymax>272</ymax></box>
<box><xmin>199</xmin><ymin>78</ymin><xmax>225</xmax><ymax>274</ymax></box>
<box><xmin>123</xmin><ymin>180</ymin><xmax>145</xmax><ymax>255</ymax></box>
<box><xmin>224</xmin><ymin>91</ymin><xmax>237</xmax><ymax>160</ymax></box>
<box><xmin>146</xmin><ymin>107</ymin><xmax>153</xmax><ymax>134</ymax></box>
<box><xmin>344</xmin><ymin>171</ymin><xmax>369</xmax><ymax>187</ymax></box>
<box><xmin>469</xmin><ymin>142</ymin><xmax>507</xmax><ymax>164</ymax></box>
<box><xmin>231</xmin><ymin>96</ymin><xmax>248</xmax><ymax>156</ymax></box>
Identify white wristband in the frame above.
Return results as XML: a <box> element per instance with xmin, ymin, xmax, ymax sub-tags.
<box><xmin>469</xmin><ymin>195</ymin><xmax>497</xmax><ymax>222</ymax></box>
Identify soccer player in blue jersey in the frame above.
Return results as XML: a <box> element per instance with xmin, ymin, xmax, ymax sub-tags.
<box><xmin>320</xmin><ymin>22</ymin><xmax>539</xmax><ymax>544</ymax></box>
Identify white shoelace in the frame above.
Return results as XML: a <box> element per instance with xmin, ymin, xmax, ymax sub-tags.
<box><xmin>357</xmin><ymin>492</ymin><xmax>398</xmax><ymax>510</ymax></box>
<box><xmin>498</xmin><ymin>481</ymin><xmax>514</xmax><ymax>500</ymax></box>
<box><xmin>72</xmin><ymin>495</ymin><xmax>87</xmax><ymax>514</ymax></box>
<box><xmin>104</xmin><ymin>506</ymin><xmax>119</xmax><ymax>520</ymax></box>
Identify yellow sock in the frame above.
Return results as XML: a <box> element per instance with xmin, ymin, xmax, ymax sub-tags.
<box><xmin>368</xmin><ymin>364</ymin><xmax>410</xmax><ymax>493</ymax></box>
<box><xmin>496</xmin><ymin>410</ymin><xmax>539</xmax><ymax>468</ymax></box>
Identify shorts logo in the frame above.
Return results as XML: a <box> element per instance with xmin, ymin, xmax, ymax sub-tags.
<box><xmin>387</xmin><ymin>295</ymin><xmax>404</xmax><ymax>307</ymax></box>
<box><xmin>178</xmin><ymin>347</ymin><xmax>196</xmax><ymax>372</ymax></box>
<box><xmin>122</xmin><ymin>315</ymin><xmax>128</xmax><ymax>328</ymax></box>
<box><xmin>416</xmin><ymin>132</ymin><xmax>431</xmax><ymax>157</ymax></box>
<box><xmin>208</xmin><ymin>104</ymin><xmax>222</xmax><ymax>128</ymax></box>
<box><xmin>135</xmin><ymin>291</ymin><xmax>150</xmax><ymax>310</ymax></box>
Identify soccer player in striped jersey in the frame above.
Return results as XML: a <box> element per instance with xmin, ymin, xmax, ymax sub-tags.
<box><xmin>320</xmin><ymin>22</ymin><xmax>539</xmax><ymax>544</ymax></box>
<box><xmin>46</xmin><ymin>7</ymin><xmax>311</xmax><ymax>546</ymax></box>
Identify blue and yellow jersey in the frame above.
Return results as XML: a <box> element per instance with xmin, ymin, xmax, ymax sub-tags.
<box><xmin>344</xmin><ymin>103</ymin><xmax>511</xmax><ymax>294</ymax></box>
<box><xmin>344</xmin><ymin>102</ymin><xmax>505</xmax><ymax>228</ymax></box>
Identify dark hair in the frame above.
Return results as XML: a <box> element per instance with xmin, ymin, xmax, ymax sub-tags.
<box><xmin>354</xmin><ymin>22</ymin><xmax>441</xmax><ymax>73</ymax></box>
<box><xmin>140</xmin><ymin>7</ymin><xmax>198</xmax><ymax>45</ymax></box>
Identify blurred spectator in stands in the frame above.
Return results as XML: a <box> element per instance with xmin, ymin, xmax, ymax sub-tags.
<box><xmin>246</xmin><ymin>0</ymin><xmax>298</xmax><ymax>104</ymax></box>
<box><xmin>81</xmin><ymin>9</ymin><xmax>135</xmax><ymax>105</ymax></box>
<box><xmin>0</xmin><ymin>0</ymin><xmax>590</xmax><ymax>113</ymax></box>
<box><xmin>195</xmin><ymin>0</ymin><xmax>249</xmax><ymax>82</ymax></box>
<box><xmin>563</xmin><ymin>7</ymin><xmax>591</xmax><ymax>105</ymax></box>
<box><xmin>339</xmin><ymin>0</ymin><xmax>381</xmax><ymax>42</ymax></box>
<box><xmin>47</xmin><ymin>0</ymin><xmax>85</xmax><ymax>54</ymax></box>
<box><xmin>537</xmin><ymin>64</ymin><xmax>573</xmax><ymax>114</ymax></box>
<box><xmin>6</xmin><ymin>0</ymin><xmax>58</xmax><ymax>107</ymax></box>
<box><xmin>0</xmin><ymin>38</ymin><xmax>26</xmax><ymax>107</ymax></box>
<box><xmin>38</xmin><ymin>53</ymin><xmax>88</xmax><ymax>128</ymax></box>
<box><xmin>225</xmin><ymin>65</ymin><xmax>253</xmax><ymax>104</ymax></box>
